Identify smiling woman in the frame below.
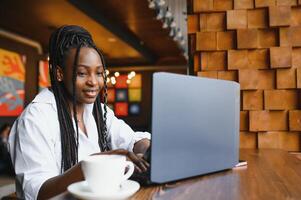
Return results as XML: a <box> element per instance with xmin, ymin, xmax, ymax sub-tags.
<box><xmin>8</xmin><ymin>25</ymin><xmax>151</xmax><ymax>200</ymax></box>
<box><xmin>59</xmin><ymin>47</ymin><xmax>104</xmax><ymax>105</ymax></box>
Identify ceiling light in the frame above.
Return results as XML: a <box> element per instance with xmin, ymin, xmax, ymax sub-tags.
<box><xmin>105</xmin><ymin>69</ymin><xmax>110</xmax><ymax>76</ymax></box>
<box><xmin>176</xmin><ymin>30</ymin><xmax>183</xmax><ymax>38</ymax></box>
<box><xmin>156</xmin><ymin>9</ymin><xmax>164</xmax><ymax>20</ymax></box>
<box><xmin>126</xmin><ymin>79</ymin><xmax>131</xmax><ymax>84</ymax></box>
<box><xmin>162</xmin><ymin>20</ymin><xmax>168</xmax><ymax>29</ymax></box>
<box><xmin>180</xmin><ymin>38</ymin><xmax>185</xmax><ymax>45</ymax></box>
<box><xmin>158</xmin><ymin>0</ymin><xmax>165</xmax><ymax>6</ymax></box>
<box><xmin>169</xmin><ymin>28</ymin><xmax>175</xmax><ymax>37</ymax></box>
<box><xmin>130</xmin><ymin>71</ymin><xmax>136</xmax><ymax>77</ymax></box>
<box><xmin>114</xmin><ymin>72</ymin><xmax>120</xmax><ymax>77</ymax></box>
<box><xmin>148</xmin><ymin>0</ymin><xmax>155</xmax><ymax>9</ymax></box>
<box><xmin>173</xmin><ymin>35</ymin><xmax>178</xmax><ymax>41</ymax></box>
<box><xmin>170</xmin><ymin>20</ymin><xmax>176</xmax><ymax>28</ymax></box>
<box><xmin>165</xmin><ymin>8</ymin><xmax>172</xmax><ymax>18</ymax></box>
<box><xmin>128</xmin><ymin>71</ymin><xmax>136</xmax><ymax>79</ymax></box>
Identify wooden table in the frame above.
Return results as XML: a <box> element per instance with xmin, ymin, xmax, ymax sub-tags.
<box><xmin>53</xmin><ymin>149</ymin><xmax>301</xmax><ymax>200</ymax></box>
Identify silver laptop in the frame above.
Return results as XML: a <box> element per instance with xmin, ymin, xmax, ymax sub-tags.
<box><xmin>149</xmin><ymin>72</ymin><xmax>240</xmax><ymax>183</ymax></box>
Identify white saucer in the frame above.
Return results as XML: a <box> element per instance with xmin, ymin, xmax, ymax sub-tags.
<box><xmin>67</xmin><ymin>180</ymin><xmax>140</xmax><ymax>200</ymax></box>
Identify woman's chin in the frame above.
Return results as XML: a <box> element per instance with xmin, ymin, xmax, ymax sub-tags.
<box><xmin>78</xmin><ymin>96</ymin><xmax>98</xmax><ymax>104</ymax></box>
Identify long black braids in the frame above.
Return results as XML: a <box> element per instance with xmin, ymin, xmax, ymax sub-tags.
<box><xmin>48</xmin><ymin>25</ymin><xmax>110</xmax><ymax>172</ymax></box>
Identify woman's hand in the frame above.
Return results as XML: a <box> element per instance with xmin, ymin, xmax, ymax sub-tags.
<box><xmin>91</xmin><ymin>149</ymin><xmax>149</xmax><ymax>173</ymax></box>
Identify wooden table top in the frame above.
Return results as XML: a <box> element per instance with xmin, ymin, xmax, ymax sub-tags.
<box><xmin>53</xmin><ymin>149</ymin><xmax>301</xmax><ymax>200</ymax></box>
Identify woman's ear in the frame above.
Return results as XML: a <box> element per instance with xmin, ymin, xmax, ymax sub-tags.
<box><xmin>56</xmin><ymin>66</ymin><xmax>63</xmax><ymax>82</ymax></box>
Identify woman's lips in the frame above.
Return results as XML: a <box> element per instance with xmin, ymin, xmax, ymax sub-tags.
<box><xmin>83</xmin><ymin>89</ymin><xmax>98</xmax><ymax>98</ymax></box>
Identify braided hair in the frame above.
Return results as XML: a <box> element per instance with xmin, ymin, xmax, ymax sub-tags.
<box><xmin>48</xmin><ymin>25</ymin><xmax>110</xmax><ymax>172</ymax></box>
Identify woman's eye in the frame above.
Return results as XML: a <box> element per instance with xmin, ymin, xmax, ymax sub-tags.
<box><xmin>77</xmin><ymin>72</ymin><xmax>87</xmax><ymax>77</ymax></box>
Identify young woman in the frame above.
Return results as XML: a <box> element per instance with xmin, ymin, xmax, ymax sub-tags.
<box><xmin>8</xmin><ymin>25</ymin><xmax>150</xmax><ymax>200</ymax></box>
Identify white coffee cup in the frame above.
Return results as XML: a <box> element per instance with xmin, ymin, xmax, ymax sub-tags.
<box><xmin>81</xmin><ymin>155</ymin><xmax>134</xmax><ymax>194</ymax></box>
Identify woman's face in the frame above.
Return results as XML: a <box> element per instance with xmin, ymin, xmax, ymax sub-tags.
<box><xmin>61</xmin><ymin>47</ymin><xmax>104</xmax><ymax>105</ymax></box>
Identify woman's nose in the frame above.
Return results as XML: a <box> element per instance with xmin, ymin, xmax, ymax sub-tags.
<box><xmin>87</xmin><ymin>74</ymin><xmax>97</xmax><ymax>85</ymax></box>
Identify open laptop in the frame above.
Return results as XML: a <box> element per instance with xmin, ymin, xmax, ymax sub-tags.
<box><xmin>131</xmin><ymin>72</ymin><xmax>240</xmax><ymax>185</ymax></box>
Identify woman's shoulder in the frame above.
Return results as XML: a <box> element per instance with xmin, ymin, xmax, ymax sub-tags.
<box><xmin>20</xmin><ymin>88</ymin><xmax>57</xmax><ymax>121</ymax></box>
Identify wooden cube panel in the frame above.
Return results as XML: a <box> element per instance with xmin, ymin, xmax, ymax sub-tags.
<box><xmin>276</xmin><ymin>0</ymin><xmax>297</xmax><ymax>6</ymax></box>
<box><xmin>297</xmin><ymin>68</ymin><xmax>301</xmax><ymax>88</ymax></box>
<box><xmin>193</xmin><ymin>0</ymin><xmax>213</xmax><ymax>12</ymax></box>
<box><xmin>217</xmin><ymin>71</ymin><xmax>238</xmax><ymax>81</ymax></box>
<box><xmin>217</xmin><ymin>31</ymin><xmax>235</xmax><ymax>50</ymax></box>
<box><xmin>228</xmin><ymin>50</ymin><xmax>248</xmax><ymax>69</ymax></box>
<box><xmin>227</xmin><ymin>10</ymin><xmax>247</xmax><ymax>29</ymax></box>
<box><xmin>248</xmin><ymin>49</ymin><xmax>269</xmax><ymax>69</ymax></box>
<box><xmin>240</xmin><ymin>132</ymin><xmax>257</xmax><ymax>148</ymax></box>
<box><xmin>269</xmin><ymin>6</ymin><xmax>291</xmax><ymax>27</ymax></box>
<box><xmin>258</xmin><ymin>29</ymin><xmax>278</xmax><ymax>48</ymax></box>
<box><xmin>264</xmin><ymin>90</ymin><xmax>299</xmax><ymax>110</ymax></box>
<box><xmin>189</xmin><ymin>34</ymin><xmax>196</xmax><ymax>54</ymax></box>
<box><xmin>291</xmin><ymin>27</ymin><xmax>301</xmax><ymax>47</ymax></box>
<box><xmin>276</xmin><ymin>68</ymin><xmax>297</xmax><ymax>89</ymax></box>
<box><xmin>243</xmin><ymin>90</ymin><xmax>264</xmax><ymax>110</ymax></box>
<box><xmin>240</xmin><ymin>111</ymin><xmax>249</xmax><ymax>131</ymax></box>
<box><xmin>213</xmin><ymin>0</ymin><xmax>233</xmax><ymax>11</ymax></box>
<box><xmin>289</xmin><ymin>110</ymin><xmax>301</xmax><ymax>131</ymax></box>
<box><xmin>201</xmin><ymin>51</ymin><xmax>227</xmax><ymax>71</ymax></box>
<box><xmin>279</xmin><ymin>27</ymin><xmax>292</xmax><ymax>47</ymax></box>
<box><xmin>188</xmin><ymin>15</ymin><xmax>199</xmax><ymax>34</ymax></box>
<box><xmin>199</xmin><ymin>14</ymin><xmax>207</xmax><ymax>31</ymax></box>
<box><xmin>197</xmin><ymin>71</ymin><xmax>218</xmax><ymax>79</ymax></box>
<box><xmin>234</xmin><ymin>0</ymin><xmax>254</xmax><ymax>9</ymax></box>
<box><xmin>194</xmin><ymin>53</ymin><xmax>200</xmax><ymax>72</ymax></box>
<box><xmin>258</xmin><ymin>131</ymin><xmax>300</xmax><ymax>151</ymax></box>
<box><xmin>237</xmin><ymin>29</ymin><xmax>258</xmax><ymax>49</ymax></box>
<box><xmin>279</xmin><ymin>132</ymin><xmax>300</xmax><ymax>151</ymax></box>
<box><xmin>291</xmin><ymin>7</ymin><xmax>301</xmax><ymax>26</ymax></box>
<box><xmin>270</xmin><ymin>47</ymin><xmax>292</xmax><ymax>68</ymax></box>
<box><xmin>250</xmin><ymin>111</ymin><xmax>288</xmax><ymax>131</ymax></box>
<box><xmin>200</xmin><ymin>13</ymin><xmax>226</xmax><ymax>32</ymax></box>
<box><xmin>239</xmin><ymin>69</ymin><xmax>275</xmax><ymax>90</ymax></box>
<box><xmin>247</xmin><ymin>8</ymin><xmax>268</xmax><ymax>28</ymax></box>
<box><xmin>255</xmin><ymin>0</ymin><xmax>276</xmax><ymax>7</ymax></box>
<box><xmin>196</xmin><ymin>32</ymin><xmax>217</xmax><ymax>51</ymax></box>
<box><xmin>292</xmin><ymin>48</ymin><xmax>301</xmax><ymax>67</ymax></box>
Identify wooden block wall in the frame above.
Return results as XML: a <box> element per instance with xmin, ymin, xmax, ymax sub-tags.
<box><xmin>190</xmin><ymin>0</ymin><xmax>301</xmax><ymax>151</ymax></box>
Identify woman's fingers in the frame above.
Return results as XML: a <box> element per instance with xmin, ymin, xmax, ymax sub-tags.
<box><xmin>127</xmin><ymin>152</ymin><xmax>149</xmax><ymax>172</ymax></box>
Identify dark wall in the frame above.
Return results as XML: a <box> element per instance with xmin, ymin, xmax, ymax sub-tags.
<box><xmin>0</xmin><ymin>35</ymin><xmax>40</xmax><ymax>128</ymax></box>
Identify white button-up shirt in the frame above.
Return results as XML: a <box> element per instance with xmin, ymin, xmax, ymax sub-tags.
<box><xmin>8</xmin><ymin>88</ymin><xmax>150</xmax><ymax>200</ymax></box>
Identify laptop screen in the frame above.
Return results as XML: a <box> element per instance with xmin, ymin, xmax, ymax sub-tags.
<box><xmin>150</xmin><ymin>72</ymin><xmax>240</xmax><ymax>183</ymax></box>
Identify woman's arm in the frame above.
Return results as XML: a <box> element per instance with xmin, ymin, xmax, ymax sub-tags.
<box><xmin>37</xmin><ymin>148</ymin><xmax>150</xmax><ymax>199</ymax></box>
<box><xmin>37</xmin><ymin>162</ymin><xmax>83</xmax><ymax>200</ymax></box>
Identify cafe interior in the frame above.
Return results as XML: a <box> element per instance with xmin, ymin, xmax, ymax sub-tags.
<box><xmin>0</xmin><ymin>0</ymin><xmax>301</xmax><ymax>199</ymax></box>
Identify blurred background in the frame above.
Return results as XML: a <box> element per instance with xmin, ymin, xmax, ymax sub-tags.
<box><xmin>0</xmin><ymin>0</ymin><xmax>188</xmax><ymax>132</ymax></box>
<box><xmin>0</xmin><ymin>0</ymin><xmax>189</xmax><ymax>188</ymax></box>
<box><xmin>0</xmin><ymin>0</ymin><xmax>301</xmax><ymax>189</ymax></box>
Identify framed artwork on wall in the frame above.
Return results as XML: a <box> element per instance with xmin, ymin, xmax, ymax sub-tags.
<box><xmin>107</xmin><ymin>72</ymin><xmax>142</xmax><ymax>117</ymax></box>
<box><xmin>0</xmin><ymin>48</ymin><xmax>25</xmax><ymax>116</ymax></box>
<box><xmin>38</xmin><ymin>60</ymin><xmax>50</xmax><ymax>90</ymax></box>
